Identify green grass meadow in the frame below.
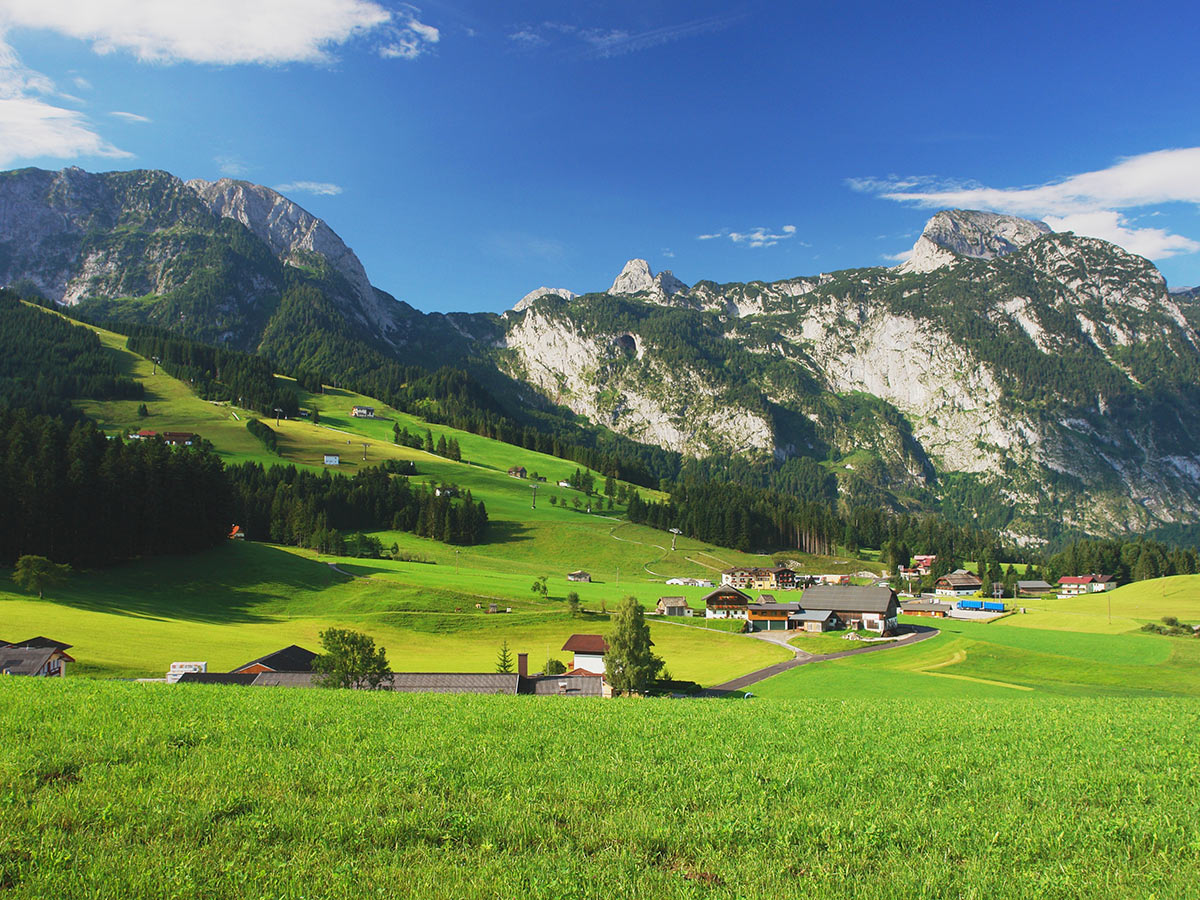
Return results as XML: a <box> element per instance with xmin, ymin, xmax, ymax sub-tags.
<box><xmin>2</xmin><ymin>680</ymin><xmax>1198</xmax><ymax>900</ymax></box>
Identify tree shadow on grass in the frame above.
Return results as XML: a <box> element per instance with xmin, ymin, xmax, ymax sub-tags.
<box><xmin>45</xmin><ymin>543</ymin><xmax>342</xmax><ymax>624</ymax></box>
<box><xmin>483</xmin><ymin>521</ymin><xmax>534</xmax><ymax>545</ymax></box>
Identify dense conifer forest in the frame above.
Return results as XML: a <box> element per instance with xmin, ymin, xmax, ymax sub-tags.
<box><xmin>0</xmin><ymin>408</ymin><xmax>231</xmax><ymax>565</ymax></box>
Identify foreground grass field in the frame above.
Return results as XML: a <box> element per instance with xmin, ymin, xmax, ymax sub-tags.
<box><xmin>2</xmin><ymin>680</ymin><xmax>1198</xmax><ymax>900</ymax></box>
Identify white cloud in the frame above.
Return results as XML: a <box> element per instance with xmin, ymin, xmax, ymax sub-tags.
<box><xmin>378</xmin><ymin>5</ymin><xmax>439</xmax><ymax>59</ymax></box>
<box><xmin>0</xmin><ymin>39</ymin><xmax>127</xmax><ymax>165</ymax></box>
<box><xmin>1042</xmin><ymin>210</ymin><xmax>1200</xmax><ymax>259</ymax></box>
<box><xmin>0</xmin><ymin>0</ymin><xmax>439</xmax><ymax>65</ymax></box>
<box><xmin>0</xmin><ymin>96</ymin><xmax>129</xmax><ymax>165</ymax></box>
<box><xmin>71</xmin><ymin>74</ymin><xmax>91</xmax><ymax>90</ymax></box>
<box><xmin>509</xmin><ymin>14</ymin><xmax>734</xmax><ymax>58</ymax></box>
<box><xmin>698</xmin><ymin>225</ymin><xmax>803</xmax><ymax>249</ymax></box>
<box><xmin>661</xmin><ymin>248</ymin><xmax>675</xmax><ymax>258</ymax></box>
<box><xmin>109</xmin><ymin>110</ymin><xmax>149</xmax><ymax>123</ymax></box>
<box><xmin>215</xmin><ymin>153</ymin><xmax>248</xmax><ymax>176</ymax></box>
<box><xmin>275</xmin><ymin>180</ymin><xmax>342</xmax><ymax>196</ymax></box>
<box><xmin>851</xmin><ymin>148</ymin><xmax>1200</xmax><ymax>260</ymax></box>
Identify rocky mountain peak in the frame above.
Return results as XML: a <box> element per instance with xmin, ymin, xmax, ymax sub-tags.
<box><xmin>187</xmin><ymin>177</ymin><xmax>393</xmax><ymax>335</ymax></box>
<box><xmin>899</xmin><ymin>209</ymin><xmax>1051</xmax><ymax>274</ymax></box>
<box><xmin>608</xmin><ymin>258</ymin><xmax>690</xmax><ymax>299</ymax></box>
<box><xmin>513</xmin><ymin>286</ymin><xmax>577</xmax><ymax>312</ymax></box>
<box><xmin>610</xmin><ymin>258</ymin><xmax>655</xmax><ymax>294</ymax></box>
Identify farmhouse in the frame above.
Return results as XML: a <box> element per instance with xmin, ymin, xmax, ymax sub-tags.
<box><xmin>798</xmin><ymin>584</ymin><xmax>900</xmax><ymax>633</ymax></box>
<box><xmin>1057</xmin><ymin>574</ymin><xmax>1116</xmax><ymax>597</ymax></box>
<box><xmin>721</xmin><ymin>565</ymin><xmax>797</xmax><ymax>590</ymax></box>
<box><xmin>703</xmin><ymin>585</ymin><xmax>752</xmax><ymax>619</ymax></box>
<box><xmin>0</xmin><ymin>636</ymin><xmax>75</xmax><ymax>677</ymax></box>
<box><xmin>562</xmin><ymin>634</ymin><xmax>609</xmax><ymax>674</ymax></box>
<box><xmin>911</xmin><ymin>554</ymin><xmax>937</xmax><ymax>574</ymax></box>
<box><xmin>508</xmin><ymin>466</ymin><xmax>527</xmax><ymax>478</ymax></box>
<box><xmin>161</xmin><ymin>431</ymin><xmax>198</xmax><ymax>446</ymax></box>
<box><xmin>747</xmin><ymin>601</ymin><xmax>802</xmax><ymax>631</ymax></box>
<box><xmin>1017</xmin><ymin>580</ymin><xmax>1054</xmax><ymax>597</ymax></box>
<box><xmin>901</xmin><ymin>599</ymin><xmax>953</xmax><ymax>618</ymax></box>
<box><xmin>934</xmin><ymin>570</ymin><xmax>983</xmax><ymax>597</ymax></box>
<box><xmin>350</xmin><ymin>406</ymin><xmax>375</xmax><ymax>418</ymax></box>
<box><xmin>230</xmin><ymin>645</ymin><xmax>318</xmax><ymax>675</ymax></box>
<box><xmin>656</xmin><ymin>596</ymin><xmax>692</xmax><ymax>616</ymax></box>
<box><xmin>324</xmin><ymin>454</ymin><xmax>340</xmax><ymax>466</ymax></box>
<box><xmin>788</xmin><ymin>609</ymin><xmax>838</xmax><ymax>632</ymax></box>
<box><xmin>566</xmin><ymin>570</ymin><xmax>592</xmax><ymax>583</ymax></box>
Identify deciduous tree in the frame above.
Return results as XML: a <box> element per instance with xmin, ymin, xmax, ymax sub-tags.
<box><xmin>604</xmin><ymin>596</ymin><xmax>663</xmax><ymax>694</ymax></box>
<box><xmin>312</xmin><ymin>627</ymin><xmax>391</xmax><ymax>689</ymax></box>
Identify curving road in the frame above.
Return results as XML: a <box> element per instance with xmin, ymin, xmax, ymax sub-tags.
<box><xmin>705</xmin><ymin>624</ymin><xmax>941</xmax><ymax>694</ymax></box>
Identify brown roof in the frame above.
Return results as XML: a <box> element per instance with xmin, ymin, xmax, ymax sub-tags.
<box><xmin>702</xmin><ymin>586</ymin><xmax>751</xmax><ymax>606</ymax></box>
<box><xmin>937</xmin><ymin>573</ymin><xmax>982</xmax><ymax>588</ymax></box>
<box><xmin>798</xmin><ymin>584</ymin><xmax>899</xmax><ymax>615</ymax></box>
<box><xmin>657</xmin><ymin>596</ymin><xmax>688</xmax><ymax>606</ymax></box>
<box><xmin>562</xmin><ymin>634</ymin><xmax>608</xmax><ymax>654</ymax></box>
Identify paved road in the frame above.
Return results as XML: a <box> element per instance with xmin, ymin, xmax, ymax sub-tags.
<box><xmin>705</xmin><ymin>624</ymin><xmax>941</xmax><ymax>694</ymax></box>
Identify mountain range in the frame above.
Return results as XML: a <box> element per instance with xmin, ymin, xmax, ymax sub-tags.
<box><xmin>3</xmin><ymin>165</ymin><xmax>1199</xmax><ymax>545</ymax></box>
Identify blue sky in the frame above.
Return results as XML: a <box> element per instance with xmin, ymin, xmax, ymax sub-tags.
<box><xmin>1</xmin><ymin>0</ymin><xmax>1199</xmax><ymax>312</ymax></box>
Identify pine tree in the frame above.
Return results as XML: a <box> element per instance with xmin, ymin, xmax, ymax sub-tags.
<box><xmin>495</xmin><ymin>639</ymin><xmax>515</xmax><ymax>674</ymax></box>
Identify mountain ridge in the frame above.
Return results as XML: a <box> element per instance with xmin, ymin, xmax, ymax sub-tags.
<box><xmin>3</xmin><ymin>164</ymin><xmax>1199</xmax><ymax>544</ymax></box>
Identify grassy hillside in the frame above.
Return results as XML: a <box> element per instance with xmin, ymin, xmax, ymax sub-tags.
<box><xmin>73</xmin><ymin>319</ymin><xmax>840</xmax><ymax>583</ymax></box>
<box><xmin>754</xmin><ymin>611</ymin><xmax>1200</xmax><ymax>699</ymax></box>
<box><xmin>0</xmin><ymin>541</ymin><xmax>788</xmax><ymax>684</ymax></box>
<box><xmin>2</xmin><ymin>679</ymin><xmax>1198</xmax><ymax>899</ymax></box>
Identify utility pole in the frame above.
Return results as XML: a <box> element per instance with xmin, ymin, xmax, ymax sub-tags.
<box><xmin>152</xmin><ymin>356</ymin><xmax>160</xmax><ymax>375</ymax></box>
<box><xmin>362</xmin><ymin>442</ymin><xmax>368</xmax><ymax>461</ymax></box>
<box><xmin>455</xmin><ymin>549</ymin><xmax>460</xmax><ymax>575</ymax></box>
<box><xmin>670</xmin><ymin>527</ymin><xmax>681</xmax><ymax>551</ymax></box>
<box><xmin>531</xmin><ymin>483</ymin><xmax>537</xmax><ymax>509</ymax></box>
<box><xmin>274</xmin><ymin>407</ymin><xmax>282</xmax><ymax>426</ymax></box>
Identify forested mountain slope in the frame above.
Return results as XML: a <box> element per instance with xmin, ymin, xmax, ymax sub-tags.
<box><xmin>3</xmin><ymin>166</ymin><xmax>1199</xmax><ymax>544</ymax></box>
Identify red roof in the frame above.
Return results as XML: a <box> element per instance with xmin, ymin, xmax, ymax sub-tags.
<box><xmin>562</xmin><ymin>634</ymin><xmax>608</xmax><ymax>654</ymax></box>
<box><xmin>137</xmin><ymin>429</ymin><xmax>157</xmax><ymax>437</ymax></box>
<box><xmin>1058</xmin><ymin>576</ymin><xmax>1094</xmax><ymax>585</ymax></box>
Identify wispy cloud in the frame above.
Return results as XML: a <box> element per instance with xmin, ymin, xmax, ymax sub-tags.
<box><xmin>0</xmin><ymin>0</ymin><xmax>437</xmax><ymax>65</ymax></box>
<box><xmin>275</xmin><ymin>180</ymin><xmax>343</xmax><ymax>196</ymax></box>
<box><xmin>378</xmin><ymin>5</ymin><xmax>440</xmax><ymax>60</ymax></box>
<box><xmin>698</xmin><ymin>224</ymin><xmax>802</xmax><ymax>249</ymax></box>
<box><xmin>215</xmin><ymin>153</ymin><xmax>248</xmax><ymax>176</ymax></box>
<box><xmin>850</xmin><ymin>148</ymin><xmax>1200</xmax><ymax>260</ymax></box>
<box><xmin>508</xmin><ymin>13</ymin><xmax>735</xmax><ymax>59</ymax></box>
<box><xmin>109</xmin><ymin>110</ymin><xmax>149</xmax><ymax>123</ymax></box>
<box><xmin>0</xmin><ymin>38</ymin><xmax>128</xmax><ymax>166</ymax></box>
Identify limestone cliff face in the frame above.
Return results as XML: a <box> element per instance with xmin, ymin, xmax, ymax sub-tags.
<box><xmin>898</xmin><ymin>209</ymin><xmax>1051</xmax><ymax>274</ymax></box>
<box><xmin>501</xmin><ymin>216</ymin><xmax>1200</xmax><ymax>540</ymax></box>
<box><xmin>502</xmin><ymin>306</ymin><xmax>775</xmax><ymax>457</ymax></box>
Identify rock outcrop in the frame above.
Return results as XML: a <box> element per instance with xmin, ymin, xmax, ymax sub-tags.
<box><xmin>898</xmin><ymin>209</ymin><xmax>1051</xmax><ymax>274</ymax></box>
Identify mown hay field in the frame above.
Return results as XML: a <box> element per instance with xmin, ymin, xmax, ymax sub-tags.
<box><xmin>2</xmin><ymin>679</ymin><xmax>1198</xmax><ymax>899</ymax></box>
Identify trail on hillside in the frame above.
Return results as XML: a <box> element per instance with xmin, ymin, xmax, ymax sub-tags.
<box><xmin>608</xmin><ymin>523</ymin><xmax>673</xmax><ymax>578</ymax></box>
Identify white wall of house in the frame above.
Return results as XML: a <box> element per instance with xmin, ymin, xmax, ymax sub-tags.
<box><xmin>573</xmin><ymin>651</ymin><xmax>605</xmax><ymax>674</ymax></box>
<box><xmin>706</xmin><ymin>607</ymin><xmax>747</xmax><ymax>619</ymax></box>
